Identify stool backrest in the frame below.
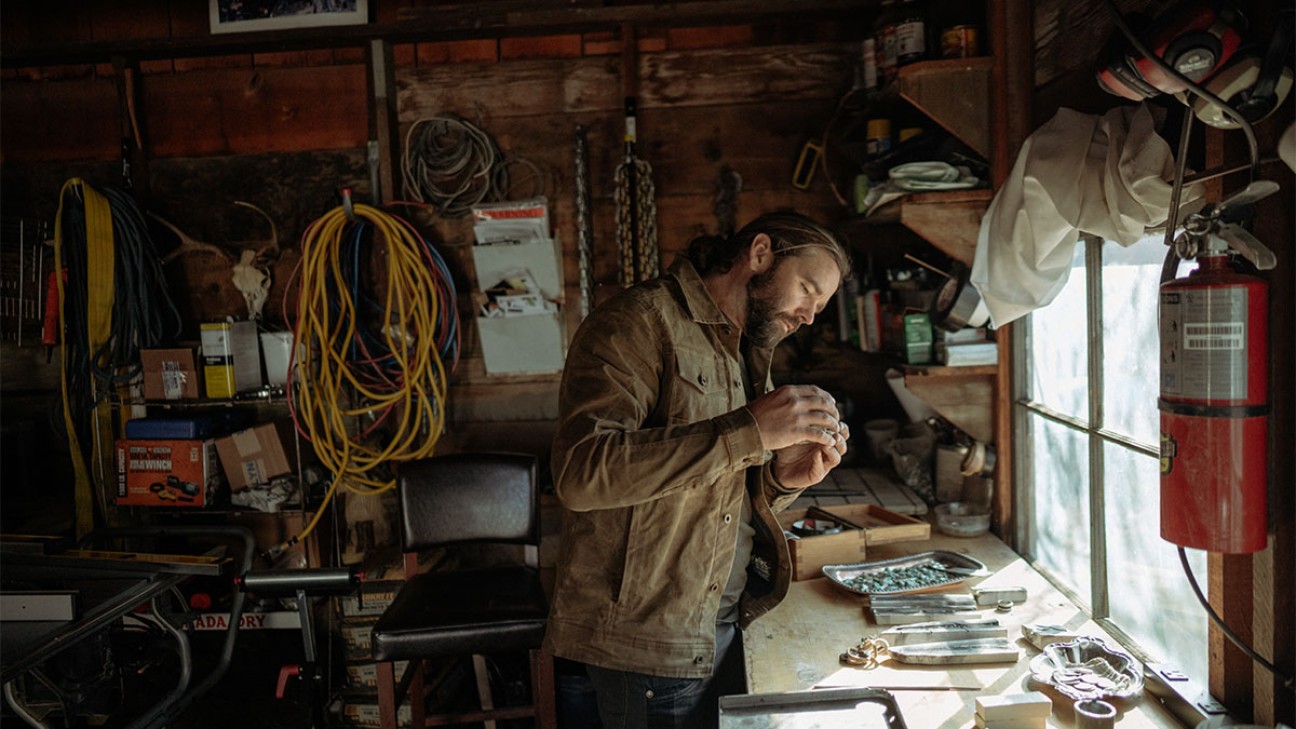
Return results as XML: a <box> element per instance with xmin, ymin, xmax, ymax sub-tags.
<box><xmin>397</xmin><ymin>453</ymin><xmax>539</xmax><ymax>552</ymax></box>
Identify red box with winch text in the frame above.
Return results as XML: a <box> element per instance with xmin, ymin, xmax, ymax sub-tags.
<box><xmin>115</xmin><ymin>439</ymin><xmax>221</xmax><ymax>507</ymax></box>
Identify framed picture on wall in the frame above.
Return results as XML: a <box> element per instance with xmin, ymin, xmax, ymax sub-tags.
<box><xmin>210</xmin><ymin>0</ymin><xmax>369</xmax><ymax>34</ymax></box>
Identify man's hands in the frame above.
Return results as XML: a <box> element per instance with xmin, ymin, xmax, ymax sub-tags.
<box><xmin>745</xmin><ymin>384</ymin><xmax>851</xmax><ymax>490</ymax></box>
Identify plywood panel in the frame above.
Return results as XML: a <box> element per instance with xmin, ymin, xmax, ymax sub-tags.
<box><xmin>397</xmin><ymin>42</ymin><xmax>851</xmax><ymax>120</ymax></box>
<box><xmin>0</xmin><ymin>78</ymin><xmax>118</xmax><ymax>163</ymax></box>
<box><xmin>143</xmin><ymin>65</ymin><xmax>369</xmax><ymax>157</ymax></box>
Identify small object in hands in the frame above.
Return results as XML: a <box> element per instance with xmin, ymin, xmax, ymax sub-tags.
<box><xmin>973</xmin><ymin>585</ymin><xmax>1028</xmax><ymax>606</ymax></box>
<box><xmin>1074</xmin><ymin>698</ymin><xmax>1117</xmax><ymax>729</ymax></box>
<box><xmin>995</xmin><ymin>599</ymin><xmax>1014</xmax><ymax>613</ymax></box>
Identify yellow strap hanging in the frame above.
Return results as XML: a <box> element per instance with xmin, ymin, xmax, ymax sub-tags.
<box><xmin>55</xmin><ymin>178</ymin><xmax>116</xmax><ymax>538</ymax></box>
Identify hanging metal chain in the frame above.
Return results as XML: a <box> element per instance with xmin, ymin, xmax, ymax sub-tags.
<box><xmin>574</xmin><ymin>126</ymin><xmax>594</xmax><ymax>319</ymax></box>
<box><xmin>615</xmin><ymin>157</ymin><xmax>658</xmax><ymax>286</ymax></box>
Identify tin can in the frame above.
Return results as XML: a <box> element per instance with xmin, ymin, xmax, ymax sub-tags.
<box><xmin>940</xmin><ymin>25</ymin><xmax>980</xmax><ymax>58</ymax></box>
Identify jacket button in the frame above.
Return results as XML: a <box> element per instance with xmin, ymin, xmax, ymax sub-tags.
<box><xmin>698</xmin><ymin>373</ymin><xmax>708</xmax><ymax>386</ymax></box>
<box><xmin>722</xmin><ymin>326</ymin><xmax>731</xmax><ymax>335</ymax></box>
<box><xmin>694</xmin><ymin>656</ymin><xmax>704</xmax><ymax>664</ymax></box>
<box><xmin>645</xmin><ymin>689</ymin><xmax>655</xmax><ymax>699</ymax></box>
<box><xmin>723</xmin><ymin>514</ymin><xmax>732</xmax><ymax>524</ymax></box>
<box><xmin>709</xmin><ymin>583</ymin><xmax>719</xmax><ymax>592</ymax></box>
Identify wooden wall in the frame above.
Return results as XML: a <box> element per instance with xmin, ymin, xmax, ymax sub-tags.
<box><xmin>0</xmin><ymin>4</ymin><xmax>878</xmax><ymax>485</ymax></box>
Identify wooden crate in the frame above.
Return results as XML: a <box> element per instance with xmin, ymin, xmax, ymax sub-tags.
<box><xmin>776</xmin><ymin>504</ymin><xmax>930</xmax><ymax>581</ymax></box>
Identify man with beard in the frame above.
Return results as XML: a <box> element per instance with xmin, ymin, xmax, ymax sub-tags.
<box><xmin>544</xmin><ymin>211</ymin><xmax>852</xmax><ymax>729</ymax></box>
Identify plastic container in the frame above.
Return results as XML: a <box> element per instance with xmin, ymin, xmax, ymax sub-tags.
<box><xmin>934</xmin><ymin>501</ymin><xmax>990</xmax><ymax>537</ymax></box>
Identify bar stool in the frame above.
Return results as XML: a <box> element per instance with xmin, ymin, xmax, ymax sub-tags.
<box><xmin>371</xmin><ymin>453</ymin><xmax>556</xmax><ymax>729</ymax></box>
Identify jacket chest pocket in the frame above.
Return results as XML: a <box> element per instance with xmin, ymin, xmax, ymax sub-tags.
<box><xmin>669</xmin><ymin>349</ymin><xmax>733</xmax><ymax>424</ymax></box>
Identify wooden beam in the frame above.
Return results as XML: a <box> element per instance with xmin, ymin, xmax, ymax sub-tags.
<box><xmin>1</xmin><ymin>0</ymin><xmax>868</xmax><ymax>67</ymax></box>
<box><xmin>990</xmin><ymin>0</ymin><xmax>1033</xmax><ymax>550</ymax></box>
<box><xmin>366</xmin><ymin>39</ymin><xmax>399</xmax><ymax>205</ymax></box>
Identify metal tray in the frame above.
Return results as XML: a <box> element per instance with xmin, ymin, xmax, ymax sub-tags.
<box><xmin>1028</xmin><ymin>636</ymin><xmax>1144</xmax><ymax>700</ymax></box>
<box><xmin>822</xmin><ymin>551</ymin><xmax>989</xmax><ymax>596</ymax></box>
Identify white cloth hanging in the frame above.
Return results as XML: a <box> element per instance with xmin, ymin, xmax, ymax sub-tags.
<box><xmin>970</xmin><ymin>103</ymin><xmax>1202</xmax><ymax>327</ymax></box>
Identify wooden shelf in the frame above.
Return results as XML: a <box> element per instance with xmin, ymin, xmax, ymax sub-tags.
<box><xmin>901</xmin><ymin>363</ymin><xmax>998</xmax><ymax>378</ymax></box>
<box><xmin>864</xmin><ymin>189</ymin><xmax>992</xmax><ymax>265</ymax></box>
<box><xmin>902</xmin><ymin>362</ymin><xmax>995</xmax><ymax>443</ymax></box>
<box><xmin>898</xmin><ymin>57</ymin><xmax>993</xmax><ymax>160</ymax></box>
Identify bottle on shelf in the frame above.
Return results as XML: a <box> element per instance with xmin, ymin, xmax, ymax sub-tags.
<box><xmin>861</xmin><ymin>36</ymin><xmax>879</xmax><ymax>96</ymax></box>
<box><xmin>895</xmin><ymin>0</ymin><xmax>928</xmax><ymax>67</ymax></box>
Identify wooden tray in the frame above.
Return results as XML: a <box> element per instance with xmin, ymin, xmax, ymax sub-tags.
<box><xmin>777</xmin><ymin>504</ymin><xmax>930</xmax><ymax>581</ymax></box>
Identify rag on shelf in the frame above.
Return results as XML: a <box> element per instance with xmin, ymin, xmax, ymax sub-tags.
<box><xmin>970</xmin><ymin>103</ymin><xmax>1203</xmax><ymax>327</ymax></box>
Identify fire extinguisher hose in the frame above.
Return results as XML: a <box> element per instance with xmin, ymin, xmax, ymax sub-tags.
<box><xmin>1177</xmin><ymin>547</ymin><xmax>1294</xmax><ymax>692</ymax></box>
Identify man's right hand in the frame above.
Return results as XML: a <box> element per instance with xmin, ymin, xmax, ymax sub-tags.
<box><xmin>746</xmin><ymin>384</ymin><xmax>841</xmax><ymax>451</ymax></box>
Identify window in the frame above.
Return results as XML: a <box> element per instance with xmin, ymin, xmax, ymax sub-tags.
<box><xmin>1016</xmin><ymin>233</ymin><xmax>1208</xmax><ymax>683</ymax></box>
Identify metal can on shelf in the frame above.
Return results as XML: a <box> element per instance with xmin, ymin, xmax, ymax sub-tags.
<box><xmin>940</xmin><ymin>24</ymin><xmax>980</xmax><ymax>58</ymax></box>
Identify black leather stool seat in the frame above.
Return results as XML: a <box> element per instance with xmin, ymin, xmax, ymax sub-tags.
<box><xmin>371</xmin><ymin>565</ymin><xmax>548</xmax><ymax>663</ymax></box>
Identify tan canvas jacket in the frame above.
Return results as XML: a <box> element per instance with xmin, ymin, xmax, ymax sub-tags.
<box><xmin>543</xmin><ymin>258</ymin><xmax>808</xmax><ymax>679</ymax></box>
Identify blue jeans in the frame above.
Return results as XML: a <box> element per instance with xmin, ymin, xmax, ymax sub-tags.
<box><xmin>584</xmin><ymin>623</ymin><xmax>745</xmax><ymax>729</ymax></box>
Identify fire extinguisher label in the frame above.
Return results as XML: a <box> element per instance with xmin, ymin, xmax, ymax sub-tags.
<box><xmin>1160</xmin><ymin>288</ymin><xmax>1248</xmax><ymax>399</ymax></box>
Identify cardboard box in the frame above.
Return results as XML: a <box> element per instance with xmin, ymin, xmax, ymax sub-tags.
<box><xmin>345</xmin><ymin>660</ymin><xmax>410</xmax><ymax>691</ymax></box>
<box><xmin>336</xmin><ymin>579</ymin><xmax>405</xmax><ymax>619</ymax></box>
<box><xmin>776</xmin><ymin>504</ymin><xmax>930</xmax><ymax>581</ymax></box>
<box><xmin>903</xmin><ymin>313</ymin><xmax>933</xmax><ymax>364</ymax></box>
<box><xmin>140</xmin><ymin>347</ymin><xmax>201</xmax><ymax>400</ymax></box>
<box><xmin>214</xmin><ymin>421</ymin><xmax>295</xmax><ymax>492</ymax></box>
<box><xmin>201</xmin><ymin>321</ymin><xmax>262</xmax><ymax>398</ymax></box>
<box><xmin>116</xmin><ymin>439</ymin><xmax>221</xmax><ymax>507</ymax></box>
<box><xmin>340</xmin><ymin>619</ymin><xmax>376</xmax><ymax>657</ymax></box>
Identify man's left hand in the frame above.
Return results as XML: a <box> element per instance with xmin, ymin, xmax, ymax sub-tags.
<box><xmin>772</xmin><ymin>422</ymin><xmax>850</xmax><ymax>490</ymax></box>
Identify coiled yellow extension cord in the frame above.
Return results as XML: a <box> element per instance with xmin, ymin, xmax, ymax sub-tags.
<box><xmin>282</xmin><ymin>201</ymin><xmax>453</xmax><ymax>552</ymax></box>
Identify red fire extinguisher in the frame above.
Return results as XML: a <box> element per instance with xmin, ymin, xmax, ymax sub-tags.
<box><xmin>1159</xmin><ymin>182</ymin><xmax>1276</xmax><ymax>554</ymax></box>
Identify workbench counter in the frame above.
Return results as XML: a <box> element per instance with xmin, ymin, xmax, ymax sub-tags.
<box><xmin>743</xmin><ymin>531</ymin><xmax>1183</xmax><ymax>728</ymax></box>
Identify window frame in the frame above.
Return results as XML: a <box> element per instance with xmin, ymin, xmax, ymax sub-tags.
<box><xmin>1012</xmin><ymin>235</ymin><xmax>1170</xmax><ymax>663</ymax></box>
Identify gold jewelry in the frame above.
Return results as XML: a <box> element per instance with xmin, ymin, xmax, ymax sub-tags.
<box><xmin>839</xmin><ymin>637</ymin><xmax>890</xmax><ymax>669</ymax></box>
